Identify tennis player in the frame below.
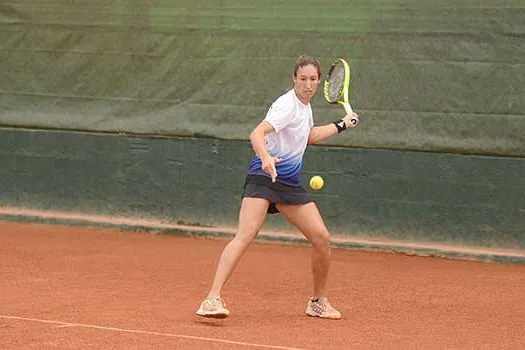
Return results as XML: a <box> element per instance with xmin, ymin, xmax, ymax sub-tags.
<box><xmin>197</xmin><ymin>55</ymin><xmax>359</xmax><ymax>320</ymax></box>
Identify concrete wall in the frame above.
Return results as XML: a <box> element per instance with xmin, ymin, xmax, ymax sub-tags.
<box><xmin>1</xmin><ymin>128</ymin><xmax>524</xmax><ymax>250</ymax></box>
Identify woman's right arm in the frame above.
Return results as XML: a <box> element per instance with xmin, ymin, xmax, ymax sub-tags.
<box><xmin>250</xmin><ymin>121</ymin><xmax>282</xmax><ymax>182</ymax></box>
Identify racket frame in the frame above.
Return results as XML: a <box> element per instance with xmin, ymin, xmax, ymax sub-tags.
<box><xmin>324</xmin><ymin>58</ymin><xmax>353</xmax><ymax>114</ymax></box>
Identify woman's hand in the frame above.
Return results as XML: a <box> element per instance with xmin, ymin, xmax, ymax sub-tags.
<box><xmin>261</xmin><ymin>155</ymin><xmax>282</xmax><ymax>183</ymax></box>
<box><xmin>343</xmin><ymin>112</ymin><xmax>360</xmax><ymax>128</ymax></box>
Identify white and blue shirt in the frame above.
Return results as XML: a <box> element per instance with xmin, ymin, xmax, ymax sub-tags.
<box><xmin>248</xmin><ymin>89</ymin><xmax>314</xmax><ymax>186</ymax></box>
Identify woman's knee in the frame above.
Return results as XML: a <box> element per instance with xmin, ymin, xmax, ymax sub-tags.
<box><xmin>232</xmin><ymin>232</ymin><xmax>257</xmax><ymax>247</ymax></box>
<box><xmin>310</xmin><ymin>229</ymin><xmax>331</xmax><ymax>252</ymax></box>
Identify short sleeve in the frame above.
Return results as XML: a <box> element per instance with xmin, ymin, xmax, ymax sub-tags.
<box><xmin>264</xmin><ymin>93</ymin><xmax>295</xmax><ymax>133</ymax></box>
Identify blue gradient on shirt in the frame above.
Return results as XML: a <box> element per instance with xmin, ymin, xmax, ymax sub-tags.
<box><xmin>248</xmin><ymin>154</ymin><xmax>303</xmax><ymax>186</ymax></box>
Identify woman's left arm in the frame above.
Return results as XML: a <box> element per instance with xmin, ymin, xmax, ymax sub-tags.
<box><xmin>308</xmin><ymin>112</ymin><xmax>359</xmax><ymax>144</ymax></box>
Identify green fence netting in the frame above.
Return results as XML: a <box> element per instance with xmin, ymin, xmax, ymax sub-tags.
<box><xmin>1</xmin><ymin>0</ymin><xmax>524</xmax><ymax>156</ymax></box>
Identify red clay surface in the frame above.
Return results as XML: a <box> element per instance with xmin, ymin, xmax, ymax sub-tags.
<box><xmin>1</xmin><ymin>221</ymin><xmax>524</xmax><ymax>350</ymax></box>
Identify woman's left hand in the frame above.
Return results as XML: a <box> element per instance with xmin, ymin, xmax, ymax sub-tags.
<box><xmin>343</xmin><ymin>112</ymin><xmax>360</xmax><ymax>128</ymax></box>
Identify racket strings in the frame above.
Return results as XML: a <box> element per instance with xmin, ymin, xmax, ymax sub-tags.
<box><xmin>326</xmin><ymin>64</ymin><xmax>345</xmax><ymax>101</ymax></box>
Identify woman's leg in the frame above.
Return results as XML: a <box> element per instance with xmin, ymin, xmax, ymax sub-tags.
<box><xmin>206</xmin><ymin>197</ymin><xmax>269</xmax><ymax>298</ymax></box>
<box><xmin>276</xmin><ymin>202</ymin><xmax>341</xmax><ymax>319</ymax></box>
<box><xmin>276</xmin><ymin>202</ymin><xmax>331</xmax><ymax>297</ymax></box>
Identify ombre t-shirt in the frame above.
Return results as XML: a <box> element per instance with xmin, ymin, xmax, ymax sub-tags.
<box><xmin>247</xmin><ymin>89</ymin><xmax>314</xmax><ymax>186</ymax></box>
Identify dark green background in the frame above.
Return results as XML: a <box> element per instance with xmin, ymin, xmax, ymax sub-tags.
<box><xmin>1</xmin><ymin>2</ymin><xmax>524</xmax><ymax>250</ymax></box>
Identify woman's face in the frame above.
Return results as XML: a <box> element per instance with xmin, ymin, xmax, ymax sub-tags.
<box><xmin>293</xmin><ymin>64</ymin><xmax>320</xmax><ymax>104</ymax></box>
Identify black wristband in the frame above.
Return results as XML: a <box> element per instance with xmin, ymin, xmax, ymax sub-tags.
<box><xmin>333</xmin><ymin>119</ymin><xmax>347</xmax><ymax>133</ymax></box>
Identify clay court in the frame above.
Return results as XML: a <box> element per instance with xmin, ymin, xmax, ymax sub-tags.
<box><xmin>1</xmin><ymin>221</ymin><xmax>524</xmax><ymax>349</ymax></box>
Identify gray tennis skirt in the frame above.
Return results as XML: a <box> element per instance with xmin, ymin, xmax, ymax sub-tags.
<box><xmin>242</xmin><ymin>175</ymin><xmax>313</xmax><ymax>214</ymax></box>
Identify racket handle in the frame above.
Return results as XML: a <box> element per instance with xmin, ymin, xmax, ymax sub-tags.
<box><xmin>343</xmin><ymin>102</ymin><xmax>359</xmax><ymax>125</ymax></box>
<box><xmin>343</xmin><ymin>102</ymin><xmax>353</xmax><ymax>114</ymax></box>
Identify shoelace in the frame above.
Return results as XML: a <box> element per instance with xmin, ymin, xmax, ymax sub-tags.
<box><xmin>208</xmin><ymin>297</ymin><xmax>226</xmax><ymax>308</ymax></box>
<box><xmin>311</xmin><ymin>297</ymin><xmax>334</xmax><ymax>313</ymax></box>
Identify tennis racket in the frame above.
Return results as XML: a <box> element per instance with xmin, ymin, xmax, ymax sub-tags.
<box><xmin>324</xmin><ymin>58</ymin><xmax>359</xmax><ymax>125</ymax></box>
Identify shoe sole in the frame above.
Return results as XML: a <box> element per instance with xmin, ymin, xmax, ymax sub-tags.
<box><xmin>306</xmin><ymin>311</ymin><xmax>342</xmax><ymax>320</ymax></box>
<box><xmin>196</xmin><ymin>311</ymin><xmax>229</xmax><ymax>319</ymax></box>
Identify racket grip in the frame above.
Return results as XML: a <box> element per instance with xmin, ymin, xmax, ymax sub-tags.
<box><xmin>343</xmin><ymin>102</ymin><xmax>358</xmax><ymax>125</ymax></box>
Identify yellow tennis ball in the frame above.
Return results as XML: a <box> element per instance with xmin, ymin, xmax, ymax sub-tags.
<box><xmin>309</xmin><ymin>175</ymin><xmax>324</xmax><ymax>191</ymax></box>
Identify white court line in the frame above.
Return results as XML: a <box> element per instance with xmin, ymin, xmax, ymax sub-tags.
<box><xmin>0</xmin><ymin>315</ymin><xmax>307</xmax><ymax>350</ymax></box>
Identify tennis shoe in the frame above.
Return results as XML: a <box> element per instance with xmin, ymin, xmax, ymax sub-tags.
<box><xmin>196</xmin><ymin>297</ymin><xmax>230</xmax><ymax>319</ymax></box>
<box><xmin>305</xmin><ymin>297</ymin><xmax>342</xmax><ymax>320</ymax></box>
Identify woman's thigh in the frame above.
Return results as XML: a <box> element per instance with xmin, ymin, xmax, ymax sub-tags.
<box><xmin>275</xmin><ymin>202</ymin><xmax>329</xmax><ymax>244</ymax></box>
<box><xmin>236</xmin><ymin>197</ymin><xmax>270</xmax><ymax>240</ymax></box>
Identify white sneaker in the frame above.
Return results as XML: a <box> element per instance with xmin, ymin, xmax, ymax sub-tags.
<box><xmin>196</xmin><ymin>297</ymin><xmax>230</xmax><ymax>319</ymax></box>
<box><xmin>305</xmin><ymin>297</ymin><xmax>342</xmax><ymax>320</ymax></box>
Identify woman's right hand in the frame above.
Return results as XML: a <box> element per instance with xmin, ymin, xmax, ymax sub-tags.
<box><xmin>261</xmin><ymin>155</ymin><xmax>282</xmax><ymax>183</ymax></box>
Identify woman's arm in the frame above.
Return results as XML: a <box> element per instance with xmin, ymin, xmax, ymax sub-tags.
<box><xmin>250</xmin><ymin>121</ymin><xmax>282</xmax><ymax>182</ymax></box>
<box><xmin>308</xmin><ymin>112</ymin><xmax>359</xmax><ymax>145</ymax></box>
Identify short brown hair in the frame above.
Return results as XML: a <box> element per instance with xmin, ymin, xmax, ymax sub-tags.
<box><xmin>294</xmin><ymin>55</ymin><xmax>321</xmax><ymax>78</ymax></box>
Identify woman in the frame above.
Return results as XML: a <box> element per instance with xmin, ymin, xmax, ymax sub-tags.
<box><xmin>197</xmin><ymin>55</ymin><xmax>359</xmax><ymax>320</ymax></box>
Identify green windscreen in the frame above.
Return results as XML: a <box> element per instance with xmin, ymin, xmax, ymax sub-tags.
<box><xmin>1</xmin><ymin>1</ymin><xmax>524</xmax><ymax>156</ymax></box>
